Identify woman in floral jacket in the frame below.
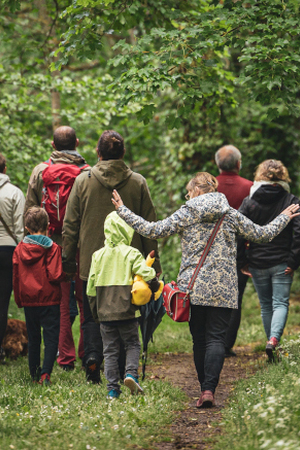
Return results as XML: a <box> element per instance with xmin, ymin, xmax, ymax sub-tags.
<box><xmin>112</xmin><ymin>172</ymin><xmax>299</xmax><ymax>408</ymax></box>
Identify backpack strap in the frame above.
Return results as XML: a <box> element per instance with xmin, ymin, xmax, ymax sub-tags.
<box><xmin>186</xmin><ymin>215</ymin><xmax>225</xmax><ymax>295</ymax></box>
<box><xmin>0</xmin><ymin>213</ymin><xmax>18</xmax><ymax>245</ymax></box>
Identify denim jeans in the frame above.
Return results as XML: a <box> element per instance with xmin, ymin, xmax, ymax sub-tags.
<box><xmin>189</xmin><ymin>305</ymin><xmax>232</xmax><ymax>393</ymax></box>
<box><xmin>24</xmin><ymin>305</ymin><xmax>60</xmax><ymax>379</ymax></box>
<box><xmin>250</xmin><ymin>263</ymin><xmax>292</xmax><ymax>342</ymax></box>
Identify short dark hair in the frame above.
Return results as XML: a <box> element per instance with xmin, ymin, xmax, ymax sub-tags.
<box><xmin>53</xmin><ymin>126</ymin><xmax>77</xmax><ymax>151</ymax></box>
<box><xmin>25</xmin><ymin>207</ymin><xmax>49</xmax><ymax>233</ymax></box>
<box><xmin>0</xmin><ymin>153</ymin><xmax>6</xmax><ymax>173</ymax></box>
<box><xmin>97</xmin><ymin>130</ymin><xmax>125</xmax><ymax>160</ymax></box>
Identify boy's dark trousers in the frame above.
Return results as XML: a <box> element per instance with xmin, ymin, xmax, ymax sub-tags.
<box><xmin>24</xmin><ymin>305</ymin><xmax>60</xmax><ymax>379</ymax></box>
<box><xmin>100</xmin><ymin>319</ymin><xmax>141</xmax><ymax>393</ymax></box>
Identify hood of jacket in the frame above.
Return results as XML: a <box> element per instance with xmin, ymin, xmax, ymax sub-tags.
<box><xmin>186</xmin><ymin>192</ymin><xmax>230</xmax><ymax>222</ymax></box>
<box><xmin>104</xmin><ymin>211</ymin><xmax>134</xmax><ymax>247</ymax></box>
<box><xmin>50</xmin><ymin>150</ymin><xmax>87</xmax><ymax>166</ymax></box>
<box><xmin>92</xmin><ymin>160</ymin><xmax>133</xmax><ymax>190</ymax></box>
<box><xmin>0</xmin><ymin>173</ymin><xmax>10</xmax><ymax>189</ymax></box>
<box><xmin>19</xmin><ymin>235</ymin><xmax>53</xmax><ymax>265</ymax></box>
<box><xmin>251</xmin><ymin>184</ymin><xmax>287</xmax><ymax>204</ymax></box>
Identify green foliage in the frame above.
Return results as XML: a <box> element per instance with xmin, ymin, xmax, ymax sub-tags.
<box><xmin>2</xmin><ymin>0</ymin><xmax>300</xmax><ymax>280</ymax></box>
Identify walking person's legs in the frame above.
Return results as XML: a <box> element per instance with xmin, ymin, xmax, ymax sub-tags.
<box><xmin>100</xmin><ymin>323</ymin><xmax>121</xmax><ymax>396</ymax></box>
<box><xmin>203</xmin><ymin>307</ymin><xmax>231</xmax><ymax>391</ymax></box>
<box><xmin>82</xmin><ymin>281</ymin><xmax>103</xmax><ymax>383</ymax></box>
<box><xmin>57</xmin><ymin>280</ymin><xmax>76</xmax><ymax>369</ymax></box>
<box><xmin>189</xmin><ymin>305</ymin><xmax>231</xmax><ymax>408</ymax></box>
<box><xmin>189</xmin><ymin>305</ymin><xmax>207</xmax><ymax>387</ymax></box>
<box><xmin>269</xmin><ymin>263</ymin><xmax>292</xmax><ymax>342</ymax></box>
<box><xmin>119</xmin><ymin>320</ymin><xmax>143</xmax><ymax>394</ymax></box>
<box><xmin>225</xmin><ymin>271</ymin><xmax>248</xmax><ymax>356</ymax></box>
<box><xmin>250</xmin><ymin>267</ymin><xmax>273</xmax><ymax>339</ymax></box>
<box><xmin>0</xmin><ymin>247</ymin><xmax>14</xmax><ymax>360</ymax></box>
<box><xmin>24</xmin><ymin>306</ymin><xmax>42</xmax><ymax>381</ymax></box>
<box><xmin>40</xmin><ymin>305</ymin><xmax>60</xmax><ymax>383</ymax></box>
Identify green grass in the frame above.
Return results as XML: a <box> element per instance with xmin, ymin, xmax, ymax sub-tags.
<box><xmin>214</xmin><ymin>338</ymin><xmax>300</xmax><ymax>450</ymax></box>
<box><xmin>4</xmin><ymin>272</ymin><xmax>300</xmax><ymax>450</ymax></box>
<box><xmin>0</xmin><ymin>357</ymin><xmax>186</xmax><ymax>450</ymax></box>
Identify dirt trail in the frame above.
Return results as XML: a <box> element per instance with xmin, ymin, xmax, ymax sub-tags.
<box><xmin>147</xmin><ymin>346</ymin><xmax>262</xmax><ymax>450</ymax></box>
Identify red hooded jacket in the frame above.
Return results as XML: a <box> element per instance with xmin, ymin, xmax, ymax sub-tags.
<box><xmin>13</xmin><ymin>235</ymin><xmax>64</xmax><ymax>308</ymax></box>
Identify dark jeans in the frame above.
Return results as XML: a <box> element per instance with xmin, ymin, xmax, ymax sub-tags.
<box><xmin>24</xmin><ymin>305</ymin><xmax>60</xmax><ymax>379</ymax></box>
<box><xmin>0</xmin><ymin>246</ymin><xmax>15</xmax><ymax>347</ymax></box>
<box><xmin>189</xmin><ymin>304</ymin><xmax>232</xmax><ymax>393</ymax></box>
<box><xmin>225</xmin><ymin>271</ymin><xmax>248</xmax><ymax>350</ymax></box>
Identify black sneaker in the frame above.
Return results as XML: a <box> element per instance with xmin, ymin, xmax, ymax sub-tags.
<box><xmin>86</xmin><ymin>357</ymin><xmax>101</xmax><ymax>384</ymax></box>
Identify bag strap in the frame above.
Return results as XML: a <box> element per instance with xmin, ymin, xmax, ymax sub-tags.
<box><xmin>186</xmin><ymin>215</ymin><xmax>225</xmax><ymax>294</ymax></box>
<box><xmin>0</xmin><ymin>212</ymin><xmax>18</xmax><ymax>245</ymax></box>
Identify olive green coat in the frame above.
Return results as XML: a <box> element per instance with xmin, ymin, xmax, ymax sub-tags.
<box><xmin>62</xmin><ymin>159</ymin><xmax>161</xmax><ymax>280</ymax></box>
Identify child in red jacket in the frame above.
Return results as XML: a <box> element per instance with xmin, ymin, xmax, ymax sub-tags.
<box><xmin>13</xmin><ymin>206</ymin><xmax>64</xmax><ymax>385</ymax></box>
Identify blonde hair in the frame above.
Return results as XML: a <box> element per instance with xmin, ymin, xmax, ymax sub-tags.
<box><xmin>186</xmin><ymin>172</ymin><xmax>218</xmax><ymax>195</ymax></box>
<box><xmin>254</xmin><ymin>160</ymin><xmax>291</xmax><ymax>183</ymax></box>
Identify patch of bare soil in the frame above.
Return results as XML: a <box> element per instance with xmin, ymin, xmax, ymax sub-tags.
<box><xmin>147</xmin><ymin>346</ymin><xmax>263</xmax><ymax>450</ymax></box>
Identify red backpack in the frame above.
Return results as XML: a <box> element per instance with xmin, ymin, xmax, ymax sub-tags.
<box><xmin>41</xmin><ymin>161</ymin><xmax>88</xmax><ymax>236</ymax></box>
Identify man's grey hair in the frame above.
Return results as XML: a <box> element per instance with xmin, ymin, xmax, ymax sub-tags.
<box><xmin>215</xmin><ymin>145</ymin><xmax>241</xmax><ymax>171</ymax></box>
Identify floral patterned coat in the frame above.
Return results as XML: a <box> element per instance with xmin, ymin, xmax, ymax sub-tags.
<box><xmin>117</xmin><ymin>192</ymin><xmax>290</xmax><ymax>309</ymax></box>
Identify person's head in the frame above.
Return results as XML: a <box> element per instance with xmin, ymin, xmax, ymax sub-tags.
<box><xmin>0</xmin><ymin>153</ymin><xmax>6</xmax><ymax>174</ymax></box>
<box><xmin>215</xmin><ymin>145</ymin><xmax>242</xmax><ymax>173</ymax></box>
<box><xmin>97</xmin><ymin>130</ymin><xmax>125</xmax><ymax>160</ymax></box>
<box><xmin>52</xmin><ymin>126</ymin><xmax>78</xmax><ymax>151</ymax></box>
<box><xmin>185</xmin><ymin>172</ymin><xmax>218</xmax><ymax>200</ymax></box>
<box><xmin>254</xmin><ymin>159</ymin><xmax>291</xmax><ymax>183</ymax></box>
<box><xmin>24</xmin><ymin>207</ymin><xmax>49</xmax><ymax>235</ymax></box>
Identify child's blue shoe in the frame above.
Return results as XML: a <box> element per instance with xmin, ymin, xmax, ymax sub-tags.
<box><xmin>124</xmin><ymin>374</ymin><xmax>144</xmax><ymax>395</ymax></box>
<box><xmin>107</xmin><ymin>389</ymin><xmax>120</xmax><ymax>399</ymax></box>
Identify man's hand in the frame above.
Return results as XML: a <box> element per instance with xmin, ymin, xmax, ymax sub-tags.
<box><xmin>112</xmin><ymin>189</ymin><xmax>124</xmax><ymax>209</ymax></box>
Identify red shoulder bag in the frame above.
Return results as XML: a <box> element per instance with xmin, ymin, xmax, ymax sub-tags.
<box><xmin>162</xmin><ymin>215</ymin><xmax>225</xmax><ymax>322</ymax></box>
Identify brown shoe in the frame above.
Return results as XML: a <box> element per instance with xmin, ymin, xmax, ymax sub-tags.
<box><xmin>196</xmin><ymin>390</ymin><xmax>215</xmax><ymax>408</ymax></box>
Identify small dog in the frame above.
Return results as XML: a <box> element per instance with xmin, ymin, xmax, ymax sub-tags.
<box><xmin>2</xmin><ymin>319</ymin><xmax>28</xmax><ymax>359</ymax></box>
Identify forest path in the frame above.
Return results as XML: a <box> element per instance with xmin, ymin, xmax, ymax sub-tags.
<box><xmin>147</xmin><ymin>346</ymin><xmax>262</xmax><ymax>450</ymax></box>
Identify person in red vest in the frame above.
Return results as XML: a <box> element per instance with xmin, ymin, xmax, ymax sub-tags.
<box><xmin>215</xmin><ymin>145</ymin><xmax>253</xmax><ymax>357</ymax></box>
<box><xmin>25</xmin><ymin>126</ymin><xmax>89</xmax><ymax>371</ymax></box>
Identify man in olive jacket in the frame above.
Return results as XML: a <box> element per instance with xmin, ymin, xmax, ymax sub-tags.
<box><xmin>62</xmin><ymin>130</ymin><xmax>161</xmax><ymax>383</ymax></box>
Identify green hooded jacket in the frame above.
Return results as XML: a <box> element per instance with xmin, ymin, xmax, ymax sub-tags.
<box><xmin>87</xmin><ymin>211</ymin><xmax>156</xmax><ymax>322</ymax></box>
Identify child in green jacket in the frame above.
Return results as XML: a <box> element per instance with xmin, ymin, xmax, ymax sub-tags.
<box><xmin>87</xmin><ymin>211</ymin><xmax>159</xmax><ymax>398</ymax></box>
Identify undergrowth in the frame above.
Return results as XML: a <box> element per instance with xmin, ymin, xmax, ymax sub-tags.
<box><xmin>215</xmin><ymin>337</ymin><xmax>300</xmax><ymax>450</ymax></box>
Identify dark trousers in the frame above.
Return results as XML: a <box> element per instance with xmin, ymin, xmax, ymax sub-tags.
<box><xmin>82</xmin><ymin>281</ymin><xmax>126</xmax><ymax>379</ymax></box>
<box><xmin>225</xmin><ymin>271</ymin><xmax>248</xmax><ymax>350</ymax></box>
<box><xmin>189</xmin><ymin>305</ymin><xmax>232</xmax><ymax>393</ymax></box>
<box><xmin>100</xmin><ymin>320</ymin><xmax>140</xmax><ymax>393</ymax></box>
<box><xmin>24</xmin><ymin>305</ymin><xmax>60</xmax><ymax>379</ymax></box>
<box><xmin>82</xmin><ymin>280</ymin><xmax>104</xmax><ymax>368</ymax></box>
<box><xmin>0</xmin><ymin>246</ymin><xmax>14</xmax><ymax>347</ymax></box>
